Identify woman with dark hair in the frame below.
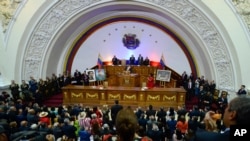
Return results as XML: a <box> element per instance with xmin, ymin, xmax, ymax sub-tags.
<box><xmin>115</xmin><ymin>107</ymin><xmax>139</xmax><ymax>141</ymax></box>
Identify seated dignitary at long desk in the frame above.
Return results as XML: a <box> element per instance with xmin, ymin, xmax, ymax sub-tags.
<box><xmin>112</xmin><ymin>55</ymin><xmax>119</xmax><ymax>65</ymax></box>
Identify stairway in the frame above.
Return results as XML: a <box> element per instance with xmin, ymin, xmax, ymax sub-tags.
<box><xmin>43</xmin><ymin>93</ymin><xmax>63</xmax><ymax>107</ymax></box>
<box><xmin>185</xmin><ymin>96</ymin><xmax>199</xmax><ymax>111</ymax></box>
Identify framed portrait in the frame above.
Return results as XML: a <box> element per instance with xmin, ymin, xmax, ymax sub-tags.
<box><xmin>86</xmin><ymin>69</ymin><xmax>96</xmax><ymax>82</ymax></box>
<box><xmin>156</xmin><ymin>69</ymin><xmax>171</xmax><ymax>82</ymax></box>
<box><xmin>95</xmin><ymin>69</ymin><xmax>106</xmax><ymax>81</ymax></box>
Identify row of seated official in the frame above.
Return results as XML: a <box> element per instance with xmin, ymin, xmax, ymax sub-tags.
<box><xmin>112</xmin><ymin>56</ymin><xmax>150</xmax><ymax>66</ymax></box>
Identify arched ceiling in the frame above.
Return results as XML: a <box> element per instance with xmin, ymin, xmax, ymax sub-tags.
<box><xmin>18</xmin><ymin>0</ymin><xmax>235</xmax><ymax>91</ymax></box>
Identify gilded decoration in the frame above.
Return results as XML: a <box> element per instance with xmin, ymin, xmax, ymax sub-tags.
<box><xmin>123</xmin><ymin>94</ymin><xmax>136</xmax><ymax>100</ymax></box>
<box><xmin>86</xmin><ymin>93</ymin><xmax>99</xmax><ymax>99</ymax></box>
<box><xmin>63</xmin><ymin>91</ymin><xmax>67</xmax><ymax>98</ymax></box>
<box><xmin>140</xmin><ymin>94</ymin><xmax>144</xmax><ymax>101</ymax></box>
<box><xmin>180</xmin><ymin>95</ymin><xmax>184</xmax><ymax>102</ymax></box>
<box><xmin>101</xmin><ymin>93</ymin><xmax>105</xmax><ymax>100</ymax></box>
<box><xmin>108</xmin><ymin>94</ymin><xmax>121</xmax><ymax>100</ymax></box>
<box><xmin>163</xmin><ymin>95</ymin><xmax>176</xmax><ymax>101</ymax></box>
<box><xmin>71</xmin><ymin>92</ymin><xmax>83</xmax><ymax>98</ymax></box>
<box><xmin>147</xmin><ymin>95</ymin><xmax>160</xmax><ymax>101</ymax></box>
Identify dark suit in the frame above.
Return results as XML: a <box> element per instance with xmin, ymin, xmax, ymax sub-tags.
<box><xmin>237</xmin><ymin>89</ymin><xmax>247</xmax><ymax>95</ymax></box>
<box><xmin>111</xmin><ymin>104</ymin><xmax>123</xmax><ymax>124</ymax></box>
<box><xmin>192</xmin><ymin>129</ymin><xmax>229</xmax><ymax>141</ymax></box>
<box><xmin>137</xmin><ymin>55</ymin><xmax>143</xmax><ymax>65</ymax></box>
<box><xmin>186</xmin><ymin>80</ymin><xmax>194</xmax><ymax>100</ymax></box>
<box><xmin>61</xmin><ymin>124</ymin><xmax>77</xmax><ymax>140</ymax></box>
<box><xmin>129</xmin><ymin>56</ymin><xmax>135</xmax><ymax>65</ymax></box>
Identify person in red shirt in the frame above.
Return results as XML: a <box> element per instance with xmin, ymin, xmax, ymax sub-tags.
<box><xmin>39</xmin><ymin>111</ymin><xmax>50</xmax><ymax>126</ymax></box>
<box><xmin>147</xmin><ymin>73</ymin><xmax>155</xmax><ymax>89</ymax></box>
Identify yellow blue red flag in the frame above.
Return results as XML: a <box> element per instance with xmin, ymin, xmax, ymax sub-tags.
<box><xmin>97</xmin><ymin>53</ymin><xmax>103</xmax><ymax>69</ymax></box>
<box><xmin>160</xmin><ymin>54</ymin><xmax>166</xmax><ymax>69</ymax></box>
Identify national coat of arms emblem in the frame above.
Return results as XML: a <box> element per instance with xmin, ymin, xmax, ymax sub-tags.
<box><xmin>122</xmin><ymin>34</ymin><xmax>140</xmax><ymax>49</ymax></box>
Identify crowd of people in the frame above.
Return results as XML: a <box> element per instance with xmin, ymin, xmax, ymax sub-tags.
<box><xmin>180</xmin><ymin>71</ymin><xmax>248</xmax><ymax>114</ymax></box>
<box><xmin>1</xmin><ymin>78</ymin><xmax>250</xmax><ymax>141</ymax></box>
<box><xmin>1</xmin><ymin>68</ymin><xmax>249</xmax><ymax>141</ymax></box>
<box><xmin>0</xmin><ymin>94</ymin><xmax>249</xmax><ymax>141</ymax></box>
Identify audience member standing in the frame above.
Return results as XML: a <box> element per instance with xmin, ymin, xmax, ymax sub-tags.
<box><xmin>74</xmin><ymin>69</ymin><xmax>82</xmax><ymax>85</ymax></box>
<box><xmin>237</xmin><ymin>84</ymin><xmax>247</xmax><ymax>95</ymax></box>
<box><xmin>82</xmin><ymin>71</ymin><xmax>89</xmax><ymax>86</ymax></box>
<box><xmin>111</xmin><ymin>100</ymin><xmax>123</xmax><ymax>126</ymax></box>
<box><xmin>29</xmin><ymin>76</ymin><xmax>38</xmax><ymax>96</ymax></box>
<box><xmin>145</xmin><ymin>105</ymin><xmax>156</xmax><ymax>120</ymax></box>
<box><xmin>217</xmin><ymin>93</ymin><xmax>228</xmax><ymax>116</ymax></box>
<box><xmin>9</xmin><ymin>80</ymin><xmax>20</xmax><ymax>101</ymax></box>
<box><xmin>185</xmin><ymin>78</ymin><xmax>194</xmax><ymax>101</ymax></box>
<box><xmin>34</xmin><ymin>89</ymin><xmax>43</xmax><ymax>106</ymax></box>
<box><xmin>61</xmin><ymin>118</ymin><xmax>77</xmax><ymax>141</ymax></box>
<box><xmin>176</xmin><ymin>115</ymin><xmax>188</xmax><ymax>135</ymax></box>
<box><xmin>181</xmin><ymin>71</ymin><xmax>188</xmax><ymax>88</ymax></box>
<box><xmin>20</xmin><ymin>80</ymin><xmax>31</xmax><ymax>101</ymax></box>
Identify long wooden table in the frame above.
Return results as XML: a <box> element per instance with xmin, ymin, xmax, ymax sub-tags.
<box><xmin>62</xmin><ymin>85</ymin><xmax>186</xmax><ymax>110</ymax></box>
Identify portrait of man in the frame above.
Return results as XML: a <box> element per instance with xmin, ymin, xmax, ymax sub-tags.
<box><xmin>86</xmin><ymin>70</ymin><xmax>96</xmax><ymax>82</ymax></box>
<box><xmin>95</xmin><ymin>69</ymin><xmax>106</xmax><ymax>81</ymax></box>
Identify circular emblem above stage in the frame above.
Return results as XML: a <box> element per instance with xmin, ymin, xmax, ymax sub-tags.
<box><xmin>122</xmin><ymin>33</ymin><xmax>140</xmax><ymax>50</ymax></box>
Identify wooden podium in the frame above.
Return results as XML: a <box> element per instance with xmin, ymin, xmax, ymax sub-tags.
<box><xmin>117</xmin><ymin>71</ymin><xmax>140</xmax><ymax>87</ymax></box>
<box><xmin>105</xmin><ymin>65</ymin><xmax>178</xmax><ymax>88</ymax></box>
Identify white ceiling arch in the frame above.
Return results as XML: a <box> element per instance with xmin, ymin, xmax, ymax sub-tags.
<box><xmin>19</xmin><ymin>0</ymin><xmax>235</xmax><ymax>91</ymax></box>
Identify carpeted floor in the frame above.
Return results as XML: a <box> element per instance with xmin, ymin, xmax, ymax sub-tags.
<box><xmin>43</xmin><ymin>93</ymin><xmax>63</xmax><ymax>107</ymax></box>
<box><xmin>185</xmin><ymin>96</ymin><xmax>199</xmax><ymax>110</ymax></box>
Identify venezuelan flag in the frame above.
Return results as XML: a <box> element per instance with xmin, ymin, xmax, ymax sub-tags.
<box><xmin>97</xmin><ymin>53</ymin><xmax>103</xmax><ymax>69</ymax></box>
<box><xmin>160</xmin><ymin>54</ymin><xmax>166</xmax><ymax>69</ymax></box>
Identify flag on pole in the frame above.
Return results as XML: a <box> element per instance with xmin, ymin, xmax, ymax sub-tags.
<box><xmin>160</xmin><ymin>54</ymin><xmax>166</xmax><ymax>69</ymax></box>
<box><xmin>97</xmin><ymin>53</ymin><xmax>103</xmax><ymax>69</ymax></box>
